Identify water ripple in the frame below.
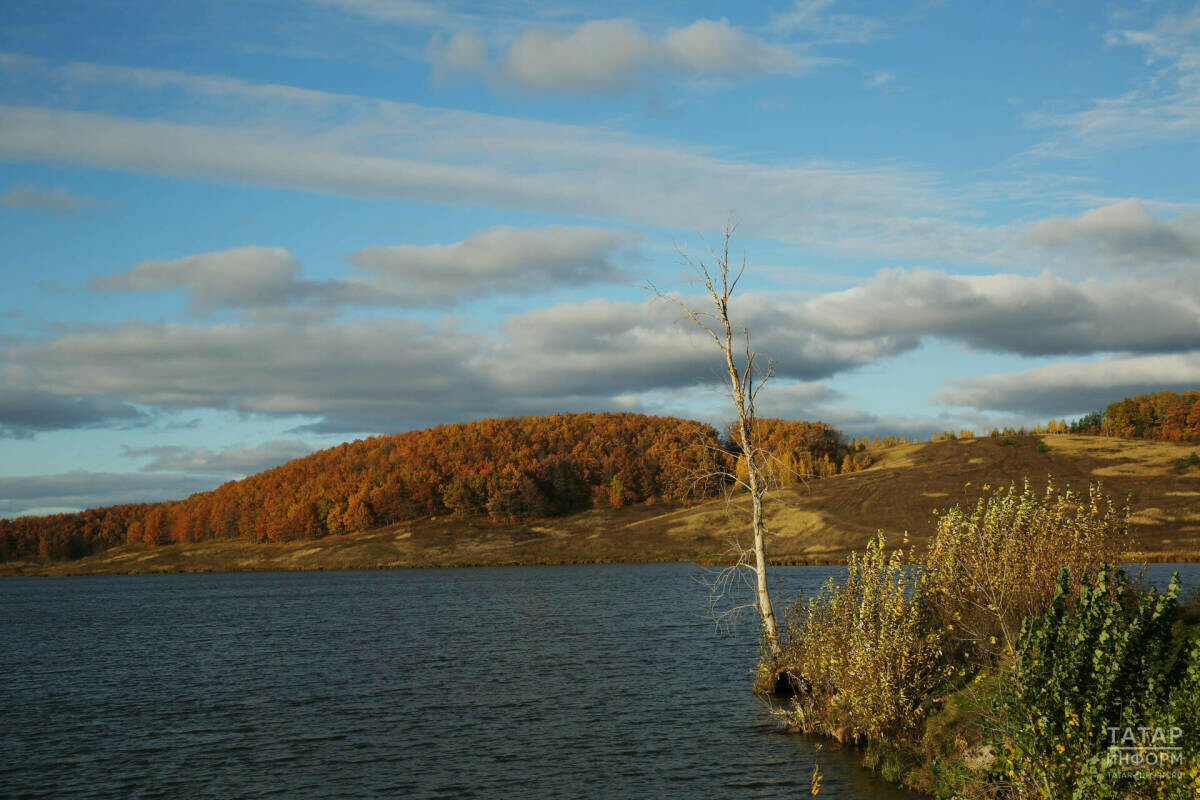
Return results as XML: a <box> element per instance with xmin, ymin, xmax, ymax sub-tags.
<box><xmin>5</xmin><ymin>563</ymin><xmax>1194</xmax><ymax>798</ymax></box>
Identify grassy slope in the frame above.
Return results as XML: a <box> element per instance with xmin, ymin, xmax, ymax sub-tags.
<box><xmin>5</xmin><ymin>434</ymin><xmax>1198</xmax><ymax>576</ymax></box>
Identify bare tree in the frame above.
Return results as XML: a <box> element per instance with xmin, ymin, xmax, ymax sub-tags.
<box><xmin>650</xmin><ymin>224</ymin><xmax>782</xmax><ymax>658</ymax></box>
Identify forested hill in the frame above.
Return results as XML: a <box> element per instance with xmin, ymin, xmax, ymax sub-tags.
<box><xmin>0</xmin><ymin>413</ymin><xmax>848</xmax><ymax>563</ymax></box>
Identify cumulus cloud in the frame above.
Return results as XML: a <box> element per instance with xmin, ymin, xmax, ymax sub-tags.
<box><xmin>1</xmin><ymin>317</ymin><xmax>493</xmax><ymax>433</ymax></box>
<box><xmin>491</xmin><ymin>295</ymin><xmax>914</xmax><ymax>404</ymax></box>
<box><xmin>90</xmin><ymin>246</ymin><xmax>317</xmax><ymax>312</ymax></box>
<box><xmin>428</xmin><ymin>30</ymin><xmax>488</xmax><ymax>86</ymax></box>
<box><xmin>801</xmin><ymin>267</ymin><xmax>1200</xmax><ymax>356</ymax></box>
<box><xmin>87</xmin><ymin>228</ymin><xmax>636</xmax><ymax>311</ymax></box>
<box><xmin>0</xmin><ymin>290</ymin><xmax>918</xmax><ymax>436</ymax></box>
<box><xmin>86</xmin><ymin>244</ymin><xmax>388</xmax><ymax>313</ymax></box>
<box><xmin>1025</xmin><ymin>198</ymin><xmax>1200</xmax><ymax>269</ymax></box>
<box><xmin>123</xmin><ymin>440</ymin><xmax>317</xmax><ymax>475</ymax></box>
<box><xmin>499</xmin><ymin>19</ymin><xmax>654</xmax><ymax>92</ymax></box>
<box><xmin>347</xmin><ymin>225</ymin><xmax>636</xmax><ymax>304</ymax></box>
<box><xmin>431</xmin><ymin>17</ymin><xmax>810</xmax><ymax>93</ymax></box>
<box><xmin>11</xmin><ymin>258</ymin><xmax>1200</xmax><ymax>436</ymax></box>
<box><xmin>664</xmin><ymin>18</ymin><xmax>806</xmax><ymax>75</ymax></box>
<box><xmin>0</xmin><ymin>184</ymin><xmax>97</xmax><ymax>212</ymax></box>
<box><xmin>0</xmin><ymin>471</ymin><xmax>218</xmax><ymax>517</ymax></box>
<box><xmin>935</xmin><ymin>352</ymin><xmax>1200</xmax><ymax>416</ymax></box>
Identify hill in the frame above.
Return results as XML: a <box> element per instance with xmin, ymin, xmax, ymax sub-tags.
<box><xmin>4</xmin><ymin>432</ymin><xmax>1197</xmax><ymax>575</ymax></box>
<box><xmin>0</xmin><ymin>412</ymin><xmax>847</xmax><ymax>565</ymax></box>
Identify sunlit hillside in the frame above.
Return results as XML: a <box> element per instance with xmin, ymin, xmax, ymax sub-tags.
<box><xmin>6</xmin><ymin>432</ymin><xmax>1197</xmax><ymax>575</ymax></box>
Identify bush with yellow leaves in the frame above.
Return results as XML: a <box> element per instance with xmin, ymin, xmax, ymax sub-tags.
<box><xmin>778</xmin><ymin>533</ymin><xmax>950</xmax><ymax>743</ymax></box>
<box><xmin>923</xmin><ymin>478</ymin><xmax>1128</xmax><ymax>664</ymax></box>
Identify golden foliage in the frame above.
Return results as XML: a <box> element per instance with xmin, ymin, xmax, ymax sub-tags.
<box><xmin>923</xmin><ymin>478</ymin><xmax>1129</xmax><ymax>663</ymax></box>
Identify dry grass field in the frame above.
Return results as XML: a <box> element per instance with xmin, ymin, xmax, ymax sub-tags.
<box><xmin>5</xmin><ymin>434</ymin><xmax>1198</xmax><ymax>576</ymax></box>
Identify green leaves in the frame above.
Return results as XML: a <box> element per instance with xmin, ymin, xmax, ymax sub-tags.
<box><xmin>1000</xmin><ymin>565</ymin><xmax>1199</xmax><ymax>800</ymax></box>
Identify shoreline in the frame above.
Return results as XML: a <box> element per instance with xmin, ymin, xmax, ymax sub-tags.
<box><xmin>4</xmin><ymin>546</ymin><xmax>1197</xmax><ymax>578</ymax></box>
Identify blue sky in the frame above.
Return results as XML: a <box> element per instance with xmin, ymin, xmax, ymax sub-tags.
<box><xmin>2</xmin><ymin>0</ymin><xmax>1199</xmax><ymax>516</ymax></box>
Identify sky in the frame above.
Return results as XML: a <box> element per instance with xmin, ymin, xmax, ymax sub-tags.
<box><xmin>1</xmin><ymin>0</ymin><xmax>1199</xmax><ymax>517</ymax></box>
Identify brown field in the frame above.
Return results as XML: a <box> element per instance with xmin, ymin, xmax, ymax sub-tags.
<box><xmin>4</xmin><ymin>434</ymin><xmax>1199</xmax><ymax>576</ymax></box>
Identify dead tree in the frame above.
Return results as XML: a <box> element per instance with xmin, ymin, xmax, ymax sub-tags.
<box><xmin>651</xmin><ymin>224</ymin><xmax>782</xmax><ymax>658</ymax></box>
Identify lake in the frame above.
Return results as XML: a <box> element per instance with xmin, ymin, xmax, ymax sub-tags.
<box><xmin>3</xmin><ymin>562</ymin><xmax>1197</xmax><ymax>799</ymax></box>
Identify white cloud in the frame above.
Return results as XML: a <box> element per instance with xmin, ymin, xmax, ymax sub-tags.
<box><xmin>90</xmin><ymin>246</ymin><xmax>310</xmax><ymax>312</ymax></box>
<box><xmin>7</xmin><ymin>57</ymin><xmax>1048</xmax><ymax>264</ymax></box>
<box><xmin>433</xmin><ymin>16</ymin><xmax>810</xmax><ymax>93</ymax></box>
<box><xmin>491</xmin><ymin>295</ymin><xmax>915</xmax><ymax>402</ymax></box>
<box><xmin>936</xmin><ymin>352</ymin><xmax>1200</xmax><ymax>415</ymax></box>
<box><xmin>0</xmin><ymin>101</ymin><xmax>961</xmax><ymax>260</ymax></box>
<box><xmin>8</xmin><ymin>259</ymin><xmax>1200</xmax><ymax>436</ymax></box>
<box><xmin>663</xmin><ymin>18</ymin><xmax>806</xmax><ymax>75</ymax></box>
<box><xmin>0</xmin><ymin>183</ymin><xmax>97</xmax><ymax>212</ymax></box>
<box><xmin>2</xmin><ymin>317</ymin><xmax>491</xmax><ymax>433</ymax></box>
<box><xmin>1028</xmin><ymin>7</ymin><xmax>1200</xmax><ymax>157</ymax></box>
<box><xmin>0</xmin><ymin>292</ymin><xmax>915</xmax><ymax>436</ymax></box>
<box><xmin>500</xmin><ymin>19</ymin><xmax>654</xmax><ymax>92</ymax></box>
<box><xmin>428</xmin><ymin>30</ymin><xmax>488</xmax><ymax>85</ymax></box>
<box><xmin>87</xmin><ymin>228</ymin><xmax>637</xmax><ymax>311</ymax></box>
<box><xmin>802</xmin><ymin>267</ymin><xmax>1200</xmax><ymax>356</ymax></box>
<box><xmin>1025</xmin><ymin>198</ymin><xmax>1200</xmax><ymax>269</ymax></box>
<box><xmin>348</xmin><ymin>225</ymin><xmax>636</xmax><ymax>304</ymax></box>
<box><xmin>867</xmin><ymin>70</ymin><xmax>894</xmax><ymax>87</ymax></box>
<box><xmin>771</xmin><ymin>0</ymin><xmax>888</xmax><ymax>44</ymax></box>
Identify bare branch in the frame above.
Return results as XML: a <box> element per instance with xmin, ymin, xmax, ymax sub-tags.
<box><xmin>649</xmin><ymin>222</ymin><xmax>783</xmax><ymax>658</ymax></box>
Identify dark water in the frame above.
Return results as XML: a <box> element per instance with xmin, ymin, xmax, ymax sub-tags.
<box><xmin>2</xmin><ymin>563</ymin><xmax>1197</xmax><ymax>799</ymax></box>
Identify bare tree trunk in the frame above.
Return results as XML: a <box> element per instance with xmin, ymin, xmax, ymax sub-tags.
<box><xmin>650</xmin><ymin>224</ymin><xmax>782</xmax><ymax>658</ymax></box>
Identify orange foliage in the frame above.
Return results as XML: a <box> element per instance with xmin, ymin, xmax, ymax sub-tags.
<box><xmin>1</xmin><ymin>412</ymin><xmax>854</xmax><ymax>563</ymax></box>
<box><xmin>1103</xmin><ymin>390</ymin><xmax>1200</xmax><ymax>442</ymax></box>
<box><xmin>728</xmin><ymin>418</ymin><xmax>848</xmax><ymax>485</ymax></box>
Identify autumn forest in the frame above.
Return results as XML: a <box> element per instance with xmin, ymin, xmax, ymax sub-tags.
<box><xmin>3</xmin><ymin>390</ymin><xmax>1198</xmax><ymax>565</ymax></box>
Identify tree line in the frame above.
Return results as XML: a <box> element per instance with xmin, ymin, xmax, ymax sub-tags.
<box><xmin>1</xmin><ymin>412</ymin><xmax>851</xmax><ymax>563</ymax></box>
<box><xmin>927</xmin><ymin>390</ymin><xmax>1200</xmax><ymax>444</ymax></box>
<box><xmin>1098</xmin><ymin>390</ymin><xmax>1200</xmax><ymax>441</ymax></box>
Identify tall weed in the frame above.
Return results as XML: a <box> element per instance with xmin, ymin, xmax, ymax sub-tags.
<box><xmin>779</xmin><ymin>533</ymin><xmax>949</xmax><ymax>743</ymax></box>
<box><xmin>924</xmin><ymin>479</ymin><xmax>1128</xmax><ymax>663</ymax></box>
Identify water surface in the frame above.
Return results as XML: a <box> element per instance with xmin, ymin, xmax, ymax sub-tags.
<box><xmin>2</xmin><ymin>563</ymin><xmax>1196</xmax><ymax>798</ymax></box>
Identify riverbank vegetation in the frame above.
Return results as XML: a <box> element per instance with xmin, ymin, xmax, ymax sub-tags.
<box><xmin>763</xmin><ymin>480</ymin><xmax>1200</xmax><ymax>799</ymax></box>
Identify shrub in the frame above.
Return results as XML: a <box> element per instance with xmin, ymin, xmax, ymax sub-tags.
<box><xmin>923</xmin><ymin>479</ymin><xmax>1128</xmax><ymax>663</ymax></box>
<box><xmin>777</xmin><ymin>533</ymin><xmax>950</xmax><ymax>743</ymax></box>
<box><xmin>997</xmin><ymin>566</ymin><xmax>1200</xmax><ymax>800</ymax></box>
